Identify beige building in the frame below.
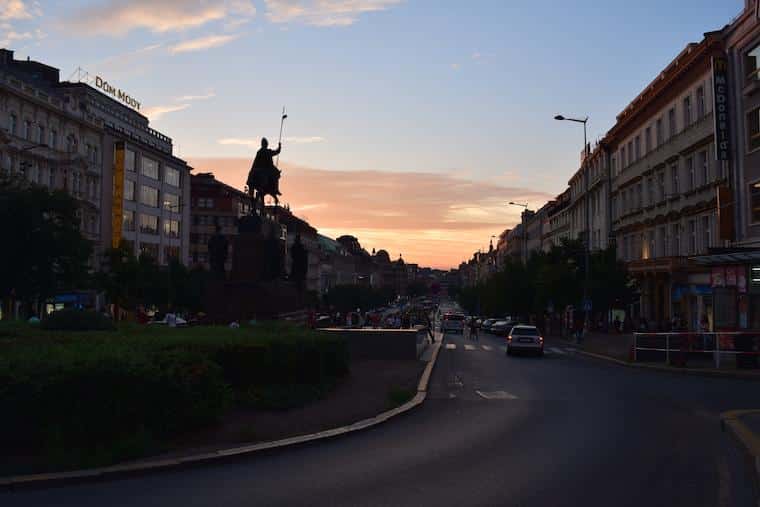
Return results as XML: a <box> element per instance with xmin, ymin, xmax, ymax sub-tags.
<box><xmin>608</xmin><ymin>31</ymin><xmax>726</xmax><ymax>330</ymax></box>
<box><xmin>0</xmin><ymin>50</ymin><xmax>105</xmax><ymax>261</ymax></box>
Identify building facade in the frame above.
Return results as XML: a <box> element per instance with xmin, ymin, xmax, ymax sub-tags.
<box><xmin>0</xmin><ymin>50</ymin><xmax>106</xmax><ymax>262</ymax></box>
<box><xmin>189</xmin><ymin>173</ymin><xmax>253</xmax><ymax>272</ymax></box>
<box><xmin>608</xmin><ymin>31</ymin><xmax>725</xmax><ymax>330</ymax></box>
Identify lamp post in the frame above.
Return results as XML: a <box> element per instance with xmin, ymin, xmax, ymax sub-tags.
<box><xmin>555</xmin><ymin>114</ymin><xmax>591</xmax><ymax>336</ymax></box>
<box><xmin>508</xmin><ymin>201</ymin><xmax>529</xmax><ymax>264</ymax></box>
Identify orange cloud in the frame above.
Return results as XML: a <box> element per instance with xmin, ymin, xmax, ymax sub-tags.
<box><xmin>188</xmin><ymin>158</ymin><xmax>553</xmax><ymax>269</ymax></box>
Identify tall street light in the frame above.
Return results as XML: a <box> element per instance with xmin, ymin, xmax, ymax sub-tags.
<box><xmin>508</xmin><ymin>201</ymin><xmax>529</xmax><ymax>264</ymax></box>
<box><xmin>555</xmin><ymin>114</ymin><xmax>591</xmax><ymax>336</ymax></box>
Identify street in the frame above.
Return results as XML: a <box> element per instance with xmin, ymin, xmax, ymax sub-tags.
<box><xmin>3</xmin><ymin>330</ymin><xmax>758</xmax><ymax>507</ymax></box>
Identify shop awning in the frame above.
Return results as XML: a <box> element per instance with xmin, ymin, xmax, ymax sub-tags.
<box><xmin>690</xmin><ymin>249</ymin><xmax>760</xmax><ymax>265</ymax></box>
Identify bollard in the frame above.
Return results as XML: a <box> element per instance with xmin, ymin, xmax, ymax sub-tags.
<box><xmin>665</xmin><ymin>333</ymin><xmax>670</xmax><ymax>365</ymax></box>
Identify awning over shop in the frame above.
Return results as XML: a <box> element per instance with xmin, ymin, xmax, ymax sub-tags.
<box><xmin>690</xmin><ymin>248</ymin><xmax>760</xmax><ymax>266</ymax></box>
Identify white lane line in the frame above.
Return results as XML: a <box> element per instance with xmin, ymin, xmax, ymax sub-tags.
<box><xmin>445</xmin><ymin>344</ymin><xmax>456</xmax><ymax>350</ymax></box>
<box><xmin>481</xmin><ymin>345</ymin><xmax>493</xmax><ymax>351</ymax></box>
<box><xmin>549</xmin><ymin>347</ymin><xmax>566</xmax><ymax>355</ymax></box>
<box><xmin>464</xmin><ymin>344</ymin><xmax>476</xmax><ymax>351</ymax></box>
<box><xmin>476</xmin><ymin>390</ymin><xmax>519</xmax><ymax>400</ymax></box>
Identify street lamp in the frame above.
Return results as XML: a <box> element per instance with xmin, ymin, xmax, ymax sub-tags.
<box><xmin>508</xmin><ymin>202</ymin><xmax>529</xmax><ymax>264</ymax></box>
<box><xmin>555</xmin><ymin>113</ymin><xmax>591</xmax><ymax>337</ymax></box>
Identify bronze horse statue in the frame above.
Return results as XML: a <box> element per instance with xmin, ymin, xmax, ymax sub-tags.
<box><xmin>246</xmin><ymin>137</ymin><xmax>282</xmax><ymax>209</ymax></box>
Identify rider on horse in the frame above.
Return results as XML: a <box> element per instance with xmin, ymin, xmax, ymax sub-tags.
<box><xmin>247</xmin><ymin>137</ymin><xmax>282</xmax><ymax>206</ymax></box>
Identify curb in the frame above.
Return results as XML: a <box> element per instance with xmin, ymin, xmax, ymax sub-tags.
<box><xmin>554</xmin><ymin>338</ymin><xmax>760</xmax><ymax>380</ymax></box>
<box><xmin>721</xmin><ymin>410</ymin><xmax>760</xmax><ymax>502</ymax></box>
<box><xmin>1</xmin><ymin>342</ymin><xmax>443</xmax><ymax>490</ymax></box>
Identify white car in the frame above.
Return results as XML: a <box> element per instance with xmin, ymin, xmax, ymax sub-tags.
<box><xmin>440</xmin><ymin>313</ymin><xmax>466</xmax><ymax>334</ymax></box>
<box><xmin>506</xmin><ymin>325</ymin><xmax>544</xmax><ymax>356</ymax></box>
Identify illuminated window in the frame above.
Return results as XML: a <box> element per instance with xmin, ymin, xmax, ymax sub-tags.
<box><xmin>124</xmin><ymin>179</ymin><xmax>135</xmax><ymax>201</ymax></box>
<box><xmin>123</xmin><ymin>210</ymin><xmax>135</xmax><ymax>231</ymax></box>
<box><xmin>139</xmin><ymin>214</ymin><xmax>158</xmax><ymax>235</ymax></box>
<box><xmin>163</xmin><ymin>192</ymin><xmax>179</xmax><ymax>212</ymax></box>
<box><xmin>164</xmin><ymin>167</ymin><xmax>180</xmax><ymax>187</ymax></box>
<box><xmin>140</xmin><ymin>185</ymin><xmax>158</xmax><ymax>207</ymax></box>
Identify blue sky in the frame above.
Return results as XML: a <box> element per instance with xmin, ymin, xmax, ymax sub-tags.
<box><xmin>0</xmin><ymin>0</ymin><xmax>746</xmax><ymax>266</ymax></box>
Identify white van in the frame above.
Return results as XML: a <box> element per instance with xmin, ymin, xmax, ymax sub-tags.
<box><xmin>440</xmin><ymin>313</ymin><xmax>466</xmax><ymax>334</ymax></box>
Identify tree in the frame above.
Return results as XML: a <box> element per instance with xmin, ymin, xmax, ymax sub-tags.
<box><xmin>0</xmin><ymin>177</ymin><xmax>92</xmax><ymax>317</ymax></box>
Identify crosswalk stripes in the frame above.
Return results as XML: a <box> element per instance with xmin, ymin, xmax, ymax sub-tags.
<box><xmin>442</xmin><ymin>342</ymin><xmax>573</xmax><ymax>356</ymax></box>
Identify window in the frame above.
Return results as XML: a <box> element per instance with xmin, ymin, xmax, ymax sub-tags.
<box><xmin>139</xmin><ymin>214</ymin><xmax>159</xmax><ymax>235</ymax></box>
<box><xmin>611</xmin><ymin>156</ymin><xmax>617</xmax><ymax>176</ymax></box>
<box><xmin>164</xmin><ymin>246</ymin><xmax>180</xmax><ymax>263</ymax></box>
<box><xmin>647</xmin><ymin>230</ymin><xmax>655</xmax><ymax>260</ymax></box>
<box><xmin>658</xmin><ymin>171</ymin><xmax>665</xmax><ymax>201</ymax></box>
<box><xmin>688</xmin><ymin>220</ymin><xmax>696</xmax><ymax>254</ymax></box>
<box><xmin>37</xmin><ymin>125</ymin><xmax>44</xmax><ymax>145</ymax></box>
<box><xmin>647</xmin><ymin>178</ymin><xmax>654</xmax><ymax>206</ymax></box>
<box><xmin>163</xmin><ymin>219</ymin><xmax>180</xmax><ymax>238</ymax></box>
<box><xmin>48</xmin><ymin>167</ymin><xmax>55</xmax><ymax>188</ymax></box>
<box><xmin>164</xmin><ymin>167</ymin><xmax>180</xmax><ymax>187</ymax></box>
<box><xmin>621</xmin><ymin>147</ymin><xmax>626</xmax><ymax>168</ymax></box>
<box><xmin>671</xmin><ymin>163</ymin><xmax>679</xmax><ymax>194</ymax></box>
<box><xmin>745</xmin><ymin>44</ymin><xmax>760</xmax><ymax>81</ymax></box>
<box><xmin>125</xmin><ymin>149</ymin><xmax>135</xmax><ymax>172</ymax></box>
<box><xmin>637</xmin><ymin>183</ymin><xmax>642</xmax><ymax>209</ymax></box>
<box><xmin>696</xmin><ymin>86</ymin><xmax>706</xmax><ymax>119</ymax></box>
<box><xmin>750</xmin><ymin>182</ymin><xmax>760</xmax><ymax>222</ymax></box>
<box><xmin>702</xmin><ymin>215</ymin><xmax>711</xmax><ymax>252</ymax></box>
<box><xmin>634</xmin><ymin>136</ymin><xmax>640</xmax><ymax>161</ymax></box>
<box><xmin>163</xmin><ymin>192</ymin><xmax>179</xmax><ymax>212</ymax></box>
<box><xmin>140</xmin><ymin>185</ymin><xmax>158</xmax><ymax>207</ymax></box>
<box><xmin>141</xmin><ymin>156</ymin><xmax>158</xmax><ymax>179</ymax></box>
<box><xmin>628</xmin><ymin>141</ymin><xmax>633</xmax><ymax>164</ymax></box>
<box><xmin>9</xmin><ymin>113</ymin><xmax>17</xmax><ymax>135</ymax></box>
<box><xmin>23</xmin><ymin>120</ymin><xmax>31</xmax><ymax>140</ymax></box>
<box><xmin>658</xmin><ymin>227</ymin><xmax>667</xmax><ymax>258</ymax></box>
<box><xmin>92</xmin><ymin>146</ymin><xmax>99</xmax><ymax>163</ymax></box>
<box><xmin>645</xmin><ymin>127</ymin><xmax>651</xmax><ymax>154</ymax></box>
<box><xmin>699</xmin><ymin>150</ymin><xmax>708</xmax><ymax>185</ymax></box>
<box><xmin>48</xmin><ymin>129</ymin><xmax>57</xmax><ymax>149</ymax></box>
<box><xmin>669</xmin><ymin>108</ymin><xmax>677</xmax><ymax>138</ymax></box>
<box><xmin>672</xmin><ymin>224</ymin><xmax>680</xmax><ymax>256</ymax></box>
<box><xmin>656</xmin><ymin>117</ymin><xmax>663</xmax><ymax>146</ymax></box>
<box><xmin>123</xmin><ymin>210</ymin><xmax>135</xmax><ymax>231</ymax></box>
<box><xmin>124</xmin><ymin>179</ymin><xmax>135</xmax><ymax>201</ymax></box>
<box><xmin>683</xmin><ymin>96</ymin><xmax>692</xmax><ymax>127</ymax></box>
<box><xmin>747</xmin><ymin>107</ymin><xmax>760</xmax><ymax>152</ymax></box>
<box><xmin>686</xmin><ymin>156</ymin><xmax>695</xmax><ymax>191</ymax></box>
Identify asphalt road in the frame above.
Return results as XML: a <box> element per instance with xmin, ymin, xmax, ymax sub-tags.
<box><xmin>4</xmin><ymin>331</ymin><xmax>758</xmax><ymax>506</ymax></box>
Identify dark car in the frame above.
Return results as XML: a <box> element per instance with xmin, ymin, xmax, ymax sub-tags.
<box><xmin>480</xmin><ymin>318</ymin><xmax>498</xmax><ymax>333</ymax></box>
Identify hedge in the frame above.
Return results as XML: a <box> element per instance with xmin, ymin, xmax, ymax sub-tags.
<box><xmin>0</xmin><ymin>323</ymin><xmax>348</xmax><ymax>471</ymax></box>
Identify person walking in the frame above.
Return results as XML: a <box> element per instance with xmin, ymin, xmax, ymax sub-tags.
<box><xmin>469</xmin><ymin>317</ymin><xmax>478</xmax><ymax>341</ymax></box>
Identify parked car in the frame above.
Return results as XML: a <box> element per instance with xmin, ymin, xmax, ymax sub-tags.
<box><xmin>506</xmin><ymin>325</ymin><xmax>544</xmax><ymax>356</ymax></box>
<box><xmin>441</xmin><ymin>313</ymin><xmax>466</xmax><ymax>334</ymax></box>
<box><xmin>148</xmin><ymin>313</ymin><xmax>188</xmax><ymax>327</ymax></box>
<box><xmin>490</xmin><ymin>320</ymin><xmax>516</xmax><ymax>336</ymax></box>
<box><xmin>480</xmin><ymin>318</ymin><xmax>498</xmax><ymax>333</ymax></box>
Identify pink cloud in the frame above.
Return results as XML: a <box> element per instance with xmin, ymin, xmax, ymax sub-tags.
<box><xmin>188</xmin><ymin>157</ymin><xmax>552</xmax><ymax>269</ymax></box>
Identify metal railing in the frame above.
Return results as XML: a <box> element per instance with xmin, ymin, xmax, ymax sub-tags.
<box><xmin>633</xmin><ymin>332</ymin><xmax>760</xmax><ymax>369</ymax></box>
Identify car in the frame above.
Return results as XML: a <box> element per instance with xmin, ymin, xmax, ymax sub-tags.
<box><xmin>148</xmin><ymin>313</ymin><xmax>188</xmax><ymax>327</ymax></box>
<box><xmin>490</xmin><ymin>320</ymin><xmax>516</xmax><ymax>336</ymax></box>
<box><xmin>506</xmin><ymin>325</ymin><xmax>544</xmax><ymax>356</ymax></box>
<box><xmin>441</xmin><ymin>313</ymin><xmax>466</xmax><ymax>333</ymax></box>
<box><xmin>480</xmin><ymin>318</ymin><xmax>498</xmax><ymax>333</ymax></box>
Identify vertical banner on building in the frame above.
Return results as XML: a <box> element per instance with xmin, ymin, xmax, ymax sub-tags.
<box><xmin>112</xmin><ymin>143</ymin><xmax>125</xmax><ymax>248</ymax></box>
<box><xmin>712</xmin><ymin>55</ymin><xmax>730</xmax><ymax>161</ymax></box>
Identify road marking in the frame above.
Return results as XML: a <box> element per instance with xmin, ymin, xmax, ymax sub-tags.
<box><xmin>464</xmin><ymin>344</ymin><xmax>476</xmax><ymax>351</ymax></box>
<box><xmin>482</xmin><ymin>345</ymin><xmax>493</xmax><ymax>351</ymax></box>
<box><xmin>445</xmin><ymin>344</ymin><xmax>456</xmax><ymax>350</ymax></box>
<box><xmin>476</xmin><ymin>390</ymin><xmax>518</xmax><ymax>400</ymax></box>
<box><xmin>549</xmin><ymin>347</ymin><xmax>566</xmax><ymax>355</ymax></box>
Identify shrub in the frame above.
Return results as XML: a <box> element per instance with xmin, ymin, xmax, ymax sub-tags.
<box><xmin>41</xmin><ymin>309</ymin><xmax>115</xmax><ymax>331</ymax></box>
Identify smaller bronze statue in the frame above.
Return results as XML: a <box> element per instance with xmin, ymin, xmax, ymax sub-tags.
<box><xmin>207</xmin><ymin>224</ymin><xmax>229</xmax><ymax>277</ymax></box>
<box><xmin>247</xmin><ymin>137</ymin><xmax>282</xmax><ymax>208</ymax></box>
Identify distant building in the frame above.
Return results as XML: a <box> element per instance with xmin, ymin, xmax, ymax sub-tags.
<box><xmin>190</xmin><ymin>173</ymin><xmax>252</xmax><ymax>272</ymax></box>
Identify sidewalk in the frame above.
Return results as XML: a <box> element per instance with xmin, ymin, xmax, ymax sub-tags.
<box><xmin>552</xmin><ymin>331</ymin><xmax>760</xmax><ymax>379</ymax></box>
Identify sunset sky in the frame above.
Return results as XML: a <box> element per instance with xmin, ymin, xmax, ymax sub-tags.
<box><xmin>1</xmin><ymin>0</ymin><xmax>743</xmax><ymax>268</ymax></box>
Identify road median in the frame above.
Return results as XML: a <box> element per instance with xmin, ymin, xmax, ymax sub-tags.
<box><xmin>0</xmin><ymin>339</ymin><xmax>442</xmax><ymax>490</ymax></box>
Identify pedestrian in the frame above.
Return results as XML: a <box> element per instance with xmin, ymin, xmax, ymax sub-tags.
<box><xmin>469</xmin><ymin>317</ymin><xmax>478</xmax><ymax>341</ymax></box>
